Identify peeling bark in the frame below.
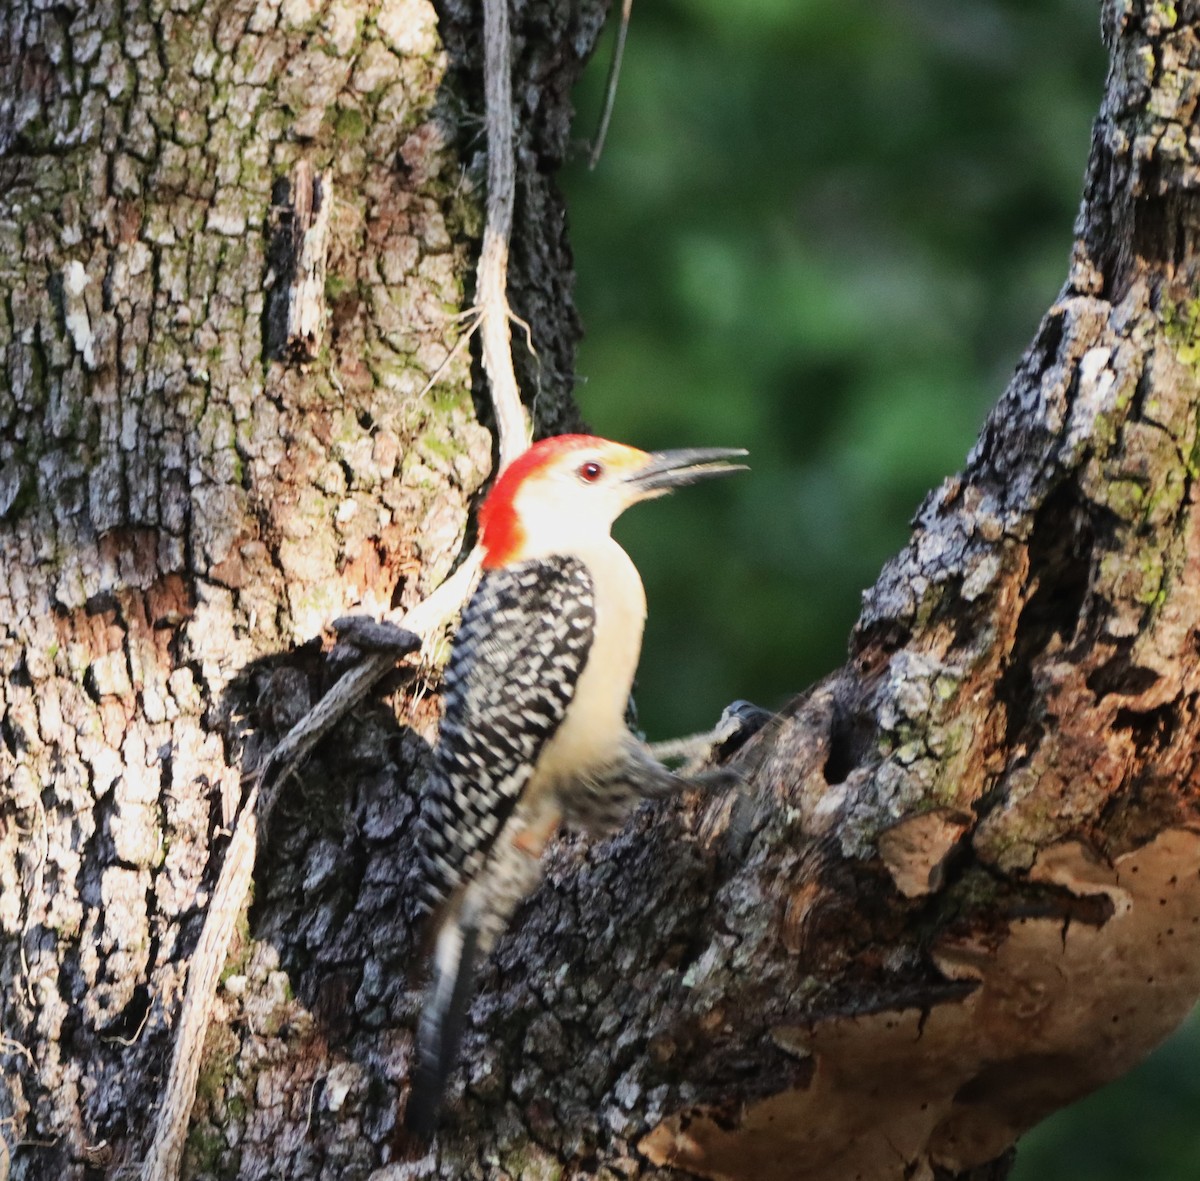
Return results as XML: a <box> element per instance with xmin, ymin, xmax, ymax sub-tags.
<box><xmin>3</xmin><ymin>2</ymin><xmax>1200</xmax><ymax>1181</ymax></box>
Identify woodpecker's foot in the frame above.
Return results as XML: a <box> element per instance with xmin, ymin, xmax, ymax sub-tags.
<box><xmin>715</xmin><ymin>699</ymin><xmax>775</xmax><ymax>753</ymax></box>
<box><xmin>648</xmin><ymin>699</ymin><xmax>774</xmax><ymax>776</ymax></box>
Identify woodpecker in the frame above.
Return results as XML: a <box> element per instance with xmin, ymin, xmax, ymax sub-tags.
<box><xmin>406</xmin><ymin>433</ymin><xmax>747</xmax><ymax>1136</ymax></box>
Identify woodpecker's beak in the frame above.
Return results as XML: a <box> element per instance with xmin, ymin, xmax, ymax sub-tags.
<box><xmin>624</xmin><ymin>447</ymin><xmax>749</xmax><ymax>498</ymax></box>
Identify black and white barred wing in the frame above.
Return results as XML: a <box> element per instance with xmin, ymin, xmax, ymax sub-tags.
<box><xmin>418</xmin><ymin>555</ymin><xmax>595</xmax><ymax>907</ymax></box>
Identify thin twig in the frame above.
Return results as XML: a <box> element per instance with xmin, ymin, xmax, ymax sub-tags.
<box><xmin>138</xmin><ymin>0</ymin><xmax>530</xmax><ymax>1174</ymax></box>
<box><xmin>101</xmin><ymin>998</ymin><xmax>152</xmax><ymax>1047</ymax></box>
<box><xmin>416</xmin><ymin>313</ymin><xmax>480</xmax><ymax>401</ymax></box>
<box><xmin>477</xmin><ymin>0</ymin><xmax>529</xmax><ymax>471</ymax></box>
<box><xmin>589</xmin><ymin>0</ymin><xmax>634</xmax><ymax>170</ymax></box>
<box><xmin>137</xmin><ymin>778</ymin><xmax>261</xmax><ymax>1181</ymax></box>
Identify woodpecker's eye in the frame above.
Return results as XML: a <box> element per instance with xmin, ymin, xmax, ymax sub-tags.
<box><xmin>577</xmin><ymin>460</ymin><xmax>604</xmax><ymax>484</ymax></box>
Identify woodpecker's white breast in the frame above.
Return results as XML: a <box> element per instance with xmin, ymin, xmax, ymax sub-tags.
<box><xmin>528</xmin><ymin>535</ymin><xmax>646</xmax><ymax>792</ymax></box>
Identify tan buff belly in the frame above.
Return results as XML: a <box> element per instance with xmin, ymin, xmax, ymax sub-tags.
<box><xmin>528</xmin><ymin>537</ymin><xmax>646</xmax><ymax>799</ymax></box>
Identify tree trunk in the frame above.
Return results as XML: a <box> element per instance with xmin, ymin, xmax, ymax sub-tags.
<box><xmin>0</xmin><ymin>0</ymin><xmax>593</xmax><ymax>1176</ymax></box>
<box><xmin>2</xmin><ymin>2</ymin><xmax>1199</xmax><ymax>1181</ymax></box>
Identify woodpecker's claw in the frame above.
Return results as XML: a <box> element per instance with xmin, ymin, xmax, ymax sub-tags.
<box><xmin>714</xmin><ymin>699</ymin><xmax>775</xmax><ymax>750</ymax></box>
<box><xmin>647</xmin><ymin>699</ymin><xmax>773</xmax><ymax>775</ymax></box>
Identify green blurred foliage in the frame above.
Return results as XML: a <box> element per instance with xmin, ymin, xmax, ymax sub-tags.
<box><xmin>563</xmin><ymin>0</ymin><xmax>1103</xmax><ymax>737</ymax></box>
<box><xmin>561</xmin><ymin>0</ymin><xmax>1200</xmax><ymax>1177</ymax></box>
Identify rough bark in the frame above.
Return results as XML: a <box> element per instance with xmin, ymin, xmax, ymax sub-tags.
<box><xmin>2</xmin><ymin>2</ymin><xmax>1199</xmax><ymax>1181</ymax></box>
<box><xmin>0</xmin><ymin>0</ymin><xmax>595</xmax><ymax>1177</ymax></box>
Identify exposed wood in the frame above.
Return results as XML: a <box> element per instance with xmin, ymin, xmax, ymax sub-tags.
<box><xmin>264</xmin><ymin>161</ymin><xmax>334</xmax><ymax>364</ymax></box>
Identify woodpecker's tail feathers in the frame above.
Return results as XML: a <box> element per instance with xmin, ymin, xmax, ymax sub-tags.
<box><xmin>406</xmin><ymin>915</ymin><xmax>479</xmax><ymax>1140</ymax></box>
